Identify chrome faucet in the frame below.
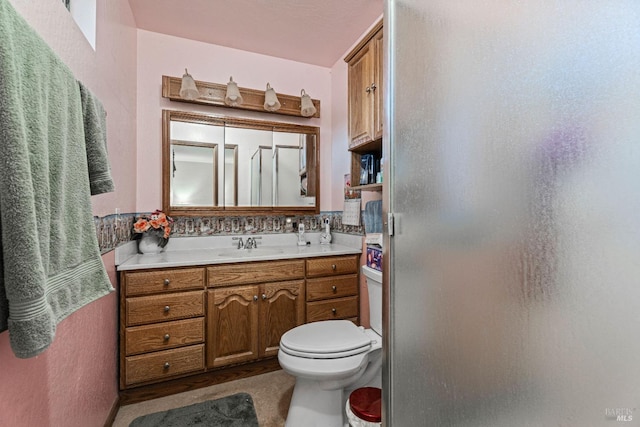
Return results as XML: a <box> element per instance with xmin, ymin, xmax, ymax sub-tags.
<box><xmin>232</xmin><ymin>237</ymin><xmax>244</xmax><ymax>249</ymax></box>
<box><xmin>245</xmin><ymin>236</ymin><xmax>262</xmax><ymax>249</ymax></box>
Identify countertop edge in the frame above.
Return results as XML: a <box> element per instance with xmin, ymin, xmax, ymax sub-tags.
<box><xmin>116</xmin><ymin>244</ymin><xmax>362</xmax><ymax>271</ymax></box>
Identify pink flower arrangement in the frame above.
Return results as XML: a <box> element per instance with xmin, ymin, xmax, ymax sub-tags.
<box><xmin>133</xmin><ymin>210</ymin><xmax>173</xmax><ymax>248</ymax></box>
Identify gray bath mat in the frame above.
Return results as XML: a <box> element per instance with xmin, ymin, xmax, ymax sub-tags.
<box><xmin>129</xmin><ymin>392</ymin><xmax>259</xmax><ymax>427</ymax></box>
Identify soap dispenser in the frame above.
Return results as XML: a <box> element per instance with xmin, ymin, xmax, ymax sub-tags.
<box><xmin>320</xmin><ymin>218</ymin><xmax>332</xmax><ymax>245</ymax></box>
<box><xmin>297</xmin><ymin>223</ymin><xmax>307</xmax><ymax>246</ymax></box>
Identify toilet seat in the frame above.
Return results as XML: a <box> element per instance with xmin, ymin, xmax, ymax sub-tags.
<box><xmin>280</xmin><ymin>320</ymin><xmax>373</xmax><ymax>359</ymax></box>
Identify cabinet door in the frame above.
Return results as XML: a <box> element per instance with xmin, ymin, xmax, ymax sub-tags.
<box><xmin>348</xmin><ymin>41</ymin><xmax>375</xmax><ymax>148</ymax></box>
<box><xmin>207</xmin><ymin>286</ymin><xmax>259</xmax><ymax>368</ymax></box>
<box><xmin>259</xmin><ymin>280</ymin><xmax>305</xmax><ymax>358</ymax></box>
<box><xmin>372</xmin><ymin>28</ymin><xmax>384</xmax><ymax>141</ymax></box>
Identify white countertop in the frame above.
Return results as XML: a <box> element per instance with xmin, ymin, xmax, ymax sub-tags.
<box><xmin>116</xmin><ymin>232</ymin><xmax>362</xmax><ymax>271</ymax></box>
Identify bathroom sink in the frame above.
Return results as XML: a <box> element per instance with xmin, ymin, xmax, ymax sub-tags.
<box><xmin>216</xmin><ymin>247</ymin><xmax>284</xmax><ymax>258</ymax></box>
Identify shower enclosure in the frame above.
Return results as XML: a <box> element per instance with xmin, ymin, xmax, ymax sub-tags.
<box><xmin>384</xmin><ymin>1</ymin><xmax>640</xmax><ymax>425</ymax></box>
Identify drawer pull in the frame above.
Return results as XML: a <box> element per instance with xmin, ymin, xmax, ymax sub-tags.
<box><xmin>164</xmin><ymin>306</ymin><xmax>170</xmax><ymax>312</ymax></box>
<box><xmin>331</xmin><ymin>264</ymin><xmax>337</xmax><ymax>270</ymax></box>
<box><xmin>332</xmin><ymin>308</ymin><xmax>337</xmax><ymax>314</ymax></box>
<box><xmin>262</xmin><ymin>294</ymin><xmax>267</xmax><ymax>300</ymax></box>
<box><xmin>332</xmin><ymin>285</ymin><xmax>337</xmax><ymax>293</ymax></box>
<box><xmin>164</xmin><ymin>362</ymin><xmax>170</xmax><ymax>369</ymax></box>
<box><xmin>163</xmin><ymin>334</ymin><xmax>170</xmax><ymax>341</ymax></box>
<box><xmin>253</xmin><ymin>295</ymin><xmax>258</xmax><ymax>302</ymax></box>
<box><xmin>163</xmin><ymin>278</ymin><xmax>170</xmax><ymax>286</ymax></box>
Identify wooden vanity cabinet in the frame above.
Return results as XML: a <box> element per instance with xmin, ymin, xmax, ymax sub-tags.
<box><xmin>120</xmin><ymin>267</ymin><xmax>206</xmax><ymax>389</ymax></box>
<box><xmin>206</xmin><ymin>260</ymin><xmax>305</xmax><ymax>368</ymax></box>
<box><xmin>306</xmin><ymin>255</ymin><xmax>360</xmax><ymax>323</ymax></box>
<box><xmin>119</xmin><ymin>255</ymin><xmax>359</xmax><ymax>393</ymax></box>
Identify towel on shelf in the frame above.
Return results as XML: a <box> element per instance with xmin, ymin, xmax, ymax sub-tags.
<box><xmin>364</xmin><ymin>200</ymin><xmax>383</xmax><ymax>234</ymax></box>
<box><xmin>79</xmin><ymin>82</ymin><xmax>115</xmax><ymax>195</ymax></box>
<box><xmin>0</xmin><ymin>0</ymin><xmax>114</xmax><ymax>358</ymax></box>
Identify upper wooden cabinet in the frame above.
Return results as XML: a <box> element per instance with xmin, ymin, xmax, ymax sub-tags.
<box><xmin>346</xmin><ymin>21</ymin><xmax>383</xmax><ymax>149</ymax></box>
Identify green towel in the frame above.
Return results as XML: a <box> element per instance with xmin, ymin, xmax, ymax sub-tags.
<box><xmin>79</xmin><ymin>82</ymin><xmax>115</xmax><ymax>195</ymax></box>
<box><xmin>0</xmin><ymin>0</ymin><xmax>114</xmax><ymax>358</ymax></box>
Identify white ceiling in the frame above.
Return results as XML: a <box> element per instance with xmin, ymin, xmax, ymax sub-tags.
<box><xmin>128</xmin><ymin>0</ymin><xmax>383</xmax><ymax>68</ymax></box>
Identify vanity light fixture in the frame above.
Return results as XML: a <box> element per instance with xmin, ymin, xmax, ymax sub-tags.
<box><xmin>224</xmin><ymin>76</ymin><xmax>243</xmax><ymax>106</ymax></box>
<box><xmin>179</xmin><ymin>68</ymin><xmax>199</xmax><ymax>100</ymax></box>
<box><xmin>300</xmin><ymin>89</ymin><xmax>317</xmax><ymax>117</ymax></box>
<box><xmin>264</xmin><ymin>83</ymin><xmax>281</xmax><ymax>112</ymax></box>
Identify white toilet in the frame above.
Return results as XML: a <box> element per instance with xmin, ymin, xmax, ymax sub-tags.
<box><xmin>278</xmin><ymin>265</ymin><xmax>383</xmax><ymax>427</ymax></box>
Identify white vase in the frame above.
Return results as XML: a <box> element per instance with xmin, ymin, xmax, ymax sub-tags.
<box><xmin>138</xmin><ymin>233</ymin><xmax>162</xmax><ymax>254</ymax></box>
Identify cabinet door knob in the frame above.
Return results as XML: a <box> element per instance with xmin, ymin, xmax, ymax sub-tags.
<box><xmin>164</xmin><ymin>362</ymin><xmax>170</xmax><ymax>369</ymax></box>
<box><xmin>365</xmin><ymin>86</ymin><xmax>371</xmax><ymax>93</ymax></box>
<box><xmin>332</xmin><ymin>285</ymin><xmax>337</xmax><ymax>293</ymax></box>
<box><xmin>164</xmin><ymin>306</ymin><xmax>170</xmax><ymax>312</ymax></box>
<box><xmin>331</xmin><ymin>264</ymin><xmax>337</xmax><ymax>270</ymax></box>
<box><xmin>370</xmin><ymin>83</ymin><xmax>377</xmax><ymax>91</ymax></box>
<box><xmin>164</xmin><ymin>334</ymin><xmax>170</xmax><ymax>341</ymax></box>
<box><xmin>253</xmin><ymin>295</ymin><xmax>258</xmax><ymax>301</ymax></box>
<box><xmin>262</xmin><ymin>294</ymin><xmax>267</xmax><ymax>300</ymax></box>
<box><xmin>332</xmin><ymin>308</ymin><xmax>337</xmax><ymax>314</ymax></box>
<box><xmin>163</xmin><ymin>278</ymin><xmax>170</xmax><ymax>286</ymax></box>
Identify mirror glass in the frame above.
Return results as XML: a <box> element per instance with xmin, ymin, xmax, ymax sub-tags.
<box><xmin>163</xmin><ymin>110</ymin><xmax>319</xmax><ymax>216</ymax></box>
<box><xmin>171</xmin><ymin>141</ymin><xmax>218</xmax><ymax>206</ymax></box>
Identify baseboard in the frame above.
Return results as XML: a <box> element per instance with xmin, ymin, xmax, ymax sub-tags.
<box><xmin>103</xmin><ymin>395</ymin><xmax>120</xmax><ymax>427</ymax></box>
<box><xmin>119</xmin><ymin>358</ymin><xmax>282</xmax><ymax>406</ymax></box>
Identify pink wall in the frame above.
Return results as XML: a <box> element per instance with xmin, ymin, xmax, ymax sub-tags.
<box><xmin>136</xmin><ymin>30</ymin><xmax>333</xmax><ymax>212</ymax></box>
<box><xmin>0</xmin><ymin>1</ymin><xmax>137</xmax><ymax>426</ymax></box>
<box><xmin>0</xmin><ymin>3</ymin><xmax>379</xmax><ymax>424</ymax></box>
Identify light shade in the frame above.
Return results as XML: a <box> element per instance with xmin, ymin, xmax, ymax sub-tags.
<box><xmin>300</xmin><ymin>89</ymin><xmax>317</xmax><ymax>117</ymax></box>
<box><xmin>264</xmin><ymin>83</ymin><xmax>281</xmax><ymax>112</ymax></box>
<box><xmin>179</xmin><ymin>68</ymin><xmax>199</xmax><ymax>100</ymax></box>
<box><xmin>225</xmin><ymin>76</ymin><xmax>243</xmax><ymax>106</ymax></box>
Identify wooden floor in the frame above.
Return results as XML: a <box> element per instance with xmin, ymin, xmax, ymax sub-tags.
<box><xmin>111</xmin><ymin>369</ymin><xmax>295</xmax><ymax>427</ymax></box>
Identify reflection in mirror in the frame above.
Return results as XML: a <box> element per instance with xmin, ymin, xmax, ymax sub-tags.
<box><xmin>225</xmin><ymin>126</ymin><xmax>274</xmax><ymax>207</ymax></box>
<box><xmin>163</xmin><ymin>110</ymin><xmax>320</xmax><ymax>216</ymax></box>
<box><xmin>171</xmin><ymin>141</ymin><xmax>218</xmax><ymax>206</ymax></box>
<box><xmin>251</xmin><ymin>146</ymin><xmax>272</xmax><ymax>206</ymax></box>
<box><xmin>224</xmin><ymin>145</ymin><xmax>238</xmax><ymax>206</ymax></box>
<box><xmin>272</xmin><ymin>132</ymin><xmax>315</xmax><ymax>207</ymax></box>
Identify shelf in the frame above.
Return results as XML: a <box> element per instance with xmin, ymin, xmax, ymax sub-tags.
<box><xmin>349</xmin><ymin>183</ymin><xmax>382</xmax><ymax>191</ymax></box>
<box><xmin>348</xmin><ymin>138</ymin><xmax>382</xmax><ymax>154</ymax></box>
<box><xmin>162</xmin><ymin>76</ymin><xmax>321</xmax><ymax>119</ymax></box>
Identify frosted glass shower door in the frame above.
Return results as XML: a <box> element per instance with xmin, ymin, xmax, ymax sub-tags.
<box><xmin>385</xmin><ymin>1</ymin><xmax>640</xmax><ymax>426</ymax></box>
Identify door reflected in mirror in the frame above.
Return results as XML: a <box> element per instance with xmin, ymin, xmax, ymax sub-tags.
<box><xmin>162</xmin><ymin>110</ymin><xmax>320</xmax><ymax>216</ymax></box>
<box><xmin>171</xmin><ymin>141</ymin><xmax>218</xmax><ymax>207</ymax></box>
<box><xmin>224</xmin><ymin>144</ymin><xmax>238</xmax><ymax>206</ymax></box>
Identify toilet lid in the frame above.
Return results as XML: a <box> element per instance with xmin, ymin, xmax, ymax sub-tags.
<box><xmin>349</xmin><ymin>387</ymin><xmax>382</xmax><ymax>423</ymax></box>
<box><xmin>279</xmin><ymin>320</ymin><xmax>372</xmax><ymax>359</ymax></box>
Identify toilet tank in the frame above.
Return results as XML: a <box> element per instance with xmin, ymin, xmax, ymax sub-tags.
<box><xmin>362</xmin><ymin>265</ymin><xmax>383</xmax><ymax>335</ymax></box>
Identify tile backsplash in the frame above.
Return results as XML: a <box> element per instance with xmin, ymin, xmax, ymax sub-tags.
<box><xmin>95</xmin><ymin>211</ymin><xmax>363</xmax><ymax>254</ymax></box>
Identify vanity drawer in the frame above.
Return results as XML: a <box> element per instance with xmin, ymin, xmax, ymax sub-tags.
<box><xmin>125</xmin><ymin>318</ymin><xmax>205</xmax><ymax>356</ymax></box>
<box><xmin>126</xmin><ymin>291</ymin><xmax>205</xmax><ymax>326</ymax></box>
<box><xmin>306</xmin><ymin>296</ymin><xmax>359</xmax><ymax>322</ymax></box>
<box><xmin>306</xmin><ymin>256</ymin><xmax>359</xmax><ymax>278</ymax></box>
<box><xmin>306</xmin><ymin>274</ymin><xmax>359</xmax><ymax>301</ymax></box>
<box><xmin>124</xmin><ymin>344</ymin><xmax>205</xmax><ymax>386</ymax></box>
<box><xmin>207</xmin><ymin>259</ymin><xmax>305</xmax><ymax>287</ymax></box>
<box><xmin>124</xmin><ymin>268</ymin><xmax>205</xmax><ymax>296</ymax></box>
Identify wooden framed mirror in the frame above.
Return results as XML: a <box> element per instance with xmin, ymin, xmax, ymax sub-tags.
<box><xmin>162</xmin><ymin>110</ymin><xmax>320</xmax><ymax>216</ymax></box>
